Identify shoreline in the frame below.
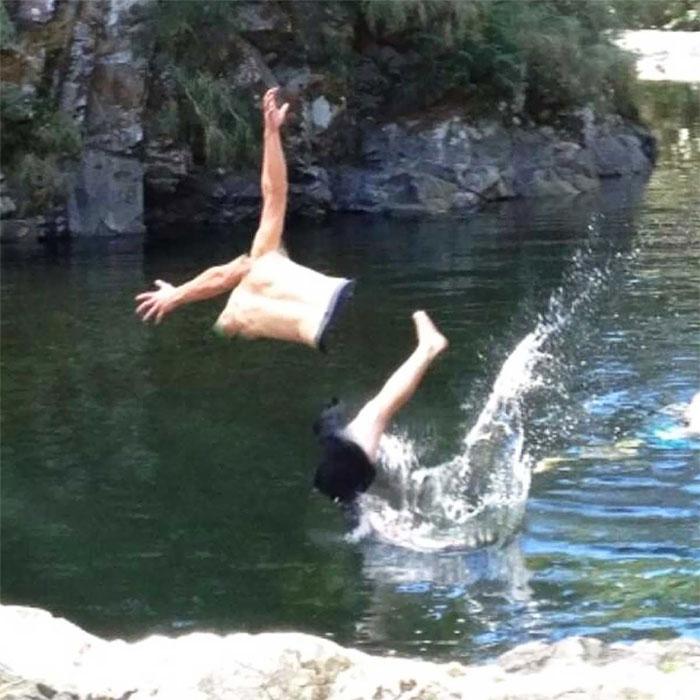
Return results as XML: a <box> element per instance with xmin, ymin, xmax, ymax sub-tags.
<box><xmin>1</xmin><ymin>604</ymin><xmax>698</xmax><ymax>699</ymax></box>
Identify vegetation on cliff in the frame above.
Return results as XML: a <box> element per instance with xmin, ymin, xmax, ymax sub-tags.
<box><xmin>0</xmin><ymin>1</ymin><xmax>82</xmax><ymax>214</ymax></box>
<box><xmin>136</xmin><ymin>0</ymin><xmax>642</xmax><ymax>168</ymax></box>
<box><xmin>1</xmin><ymin>0</ymin><xmax>683</xmax><ymax>222</ymax></box>
<box><xmin>137</xmin><ymin>0</ymin><xmax>259</xmax><ymax>167</ymax></box>
<box><xmin>611</xmin><ymin>0</ymin><xmax>699</xmax><ymax>30</ymax></box>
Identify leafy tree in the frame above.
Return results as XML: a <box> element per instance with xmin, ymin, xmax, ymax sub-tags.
<box><xmin>353</xmin><ymin>0</ymin><xmax>637</xmax><ymax>118</ymax></box>
<box><xmin>0</xmin><ymin>0</ymin><xmax>16</xmax><ymax>49</ymax></box>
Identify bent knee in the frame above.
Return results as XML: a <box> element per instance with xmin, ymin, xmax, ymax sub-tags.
<box><xmin>354</xmin><ymin>398</ymin><xmax>391</xmax><ymax>428</ymax></box>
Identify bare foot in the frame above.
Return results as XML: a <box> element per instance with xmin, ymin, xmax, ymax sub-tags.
<box><xmin>412</xmin><ymin>311</ymin><xmax>448</xmax><ymax>357</ymax></box>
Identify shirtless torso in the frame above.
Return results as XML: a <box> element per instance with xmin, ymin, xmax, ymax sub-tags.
<box><xmin>135</xmin><ymin>88</ymin><xmax>353</xmax><ymax>351</ymax></box>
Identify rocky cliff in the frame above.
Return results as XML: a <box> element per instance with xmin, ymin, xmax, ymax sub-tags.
<box><xmin>0</xmin><ymin>0</ymin><xmax>656</xmax><ymax>240</ymax></box>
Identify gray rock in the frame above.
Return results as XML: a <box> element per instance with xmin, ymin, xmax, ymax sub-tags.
<box><xmin>16</xmin><ymin>0</ymin><xmax>56</xmax><ymax>25</ymax></box>
<box><xmin>451</xmin><ymin>191</ymin><xmax>480</xmax><ymax>212</ymax></box>
<box><xmin>142</xmin><ymin>106</ymin><xmax>654</xmax><ymax>225</ymax></box>
<box><xmin>229</xmin><ymin>35</ymin><xmax>277</xmax><ymax>90</ymax></box>
<box><xmin>409</xmin><ymin>171</ymin><xmax>458</xmax><ymax>214</ymax></box>
<box><xmin>0</xmin><ymin>605</ymin><xmax>698</xmax><ymax>699</ymax></box>
<box><xmin>68</xmin><ymin>149</ymin><xmax>144</xmax><ymax>236</ymax></box>
<box><xmin>1</xmin><ymin>195</ymin><xmax>17</xmax><ymax>218</ymax></box>
<box><xmin>458</xmin><ymin>165</ymin><xmax>508</xmax><ymax>200</ymax></box>
<box><xmin>310</xmin><ymin>95</ymin><xmax>339</xmax><ymax>131</ymax></box>
<box><xmin>85</xmin><ymin>0</ymin><xmax>146</xmax><ymax>154</ymax></box>
<box><xmin>2</xmin><ymin>1</ymin><xmax>657</xmax><ymax>230</ymax></box>
<box><xmin>59</xmin><ymin>0</ymin><xmax>105</xmax><ymax>126</ymax></box>
<box><xmin>144</xmin><ymin>140</ymin><xmax>191</xmax><ymax>195</ymax></box>
<box><xmin>236</xmin><ymin>0</ymin><xmax>291</xmax><ymax>36</ymax></box>
<box><xmin>276</xmin><ymin>65</ymin><xmax>314</xmax><ymax>93</ymax></box>
<box><xmin>591</xmin><ymin>133</ymin><xmax>652</xmax><ymax>177</ymax></box>
<box><xmin>0</xmin><ymin>216</ymin><xmax>47</xmax><ymax>242</ymax></box>
<box><xmin>289</xmin><ymin>165</ymin><xmax>332</xmax><ymax>218</ymax></box>
<box><xmin>524</xmin><ymin>167</ymin><xmax>581</xmax><ymax>197</ymax></box>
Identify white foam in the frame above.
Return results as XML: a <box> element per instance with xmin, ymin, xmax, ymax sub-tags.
<box><xmin>352</xmin><ymin>245</ymin><xmax>613</xmax><ymax>552</ymax></box>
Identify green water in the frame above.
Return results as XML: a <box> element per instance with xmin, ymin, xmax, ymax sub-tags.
<box><xmin>1</xmin><ymin>83</ymin><xmax>699</xmax><ymax>661</ymax></box>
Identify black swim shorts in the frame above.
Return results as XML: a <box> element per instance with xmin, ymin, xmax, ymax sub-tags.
<box><xmin>314</xmin><ymin>433</ymin><xmax>376</xmax><ymax>503</ymax></box>
<box><xmin>313</xmin><ymin>399</ymin><xmax>376</xmax><ymax>503</ymax></box>
<box><xmin>315</xmin><ymin>279</ymin><xmax>356</xmax><ymax>353</ymax></box>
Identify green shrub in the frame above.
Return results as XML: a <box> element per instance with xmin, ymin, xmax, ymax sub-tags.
<box><xmin>1</xmin><ymin>83</ymin><xmax>37</xmax><ymax>165</ymax></box>
<box><xmin>137</xmin><ymin>0</ymin><xmax>258</xmax><ymax>166</ymax></box>
<box><xmin>610</xmin><ymin>0</ymin><xmax>700</xmax><ymax>29</ymax></box>
<box><xmin>0</xmin><ymin>0</ymin><xmax>16</xmax><ymax>50</ymax></box>
<box><xmin>150</xmin><ymin>101</ymin><xmax>180</xmax><ymax>140</ymax></box>
<box><xmin>354</xmin><ymin>0</ymin><xmax>638</xmax><ymax>118</ymax></box>
<box><xmin>33</xmin><ymin>109</ymin><xmax>82</xmax><ymax>158</ymax></box>
<box><xmin>360</xmin><ymin>0</ymin><xmax>479</xmax><ymax>46</ymax></box>
<box><xmin>177</xmin><ymin>70</ymin><xmax>258</xmax><ymax>167</ymax></box>
<box><xmin>1</xmin><ymin>82</ymin><xmax>82</xmax><ymax>214</ymax></box>
<box><xmin>506</xmin><ymin>2</ymin><xmax>635</xmax><ymax>115</ymax></box>
<box><xmin>0</xmin><ymin>81</ymin><xmax>33</xmax><ymax>122</ymax></box>
<box><xmin>1</xmin><ymin>84</ymin><xmax>82</xmax><ymax>165</ymax></box>
<box><xmin>14</xmin><ymin>152</ymin><xmax>70</xmax><ymax>214</ymax></box>
<box><xmin>137</xmin><ymin>0</ymin><xmax>241</xmax><ymax>72</ymax></box>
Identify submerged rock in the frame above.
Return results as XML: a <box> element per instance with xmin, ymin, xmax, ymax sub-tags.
<box><xmin>0</xmin><ymin>604</ymin><xmax>698</xmax><ymax>699</ymax></box>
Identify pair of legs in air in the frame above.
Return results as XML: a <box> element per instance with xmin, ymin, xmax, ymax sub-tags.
<box><xmin>135</xmin><ymin>88</ymin><xmax>448</xmax><ymax>502</ymax></box>
<box><xmin>314</xmin><ymin>311</ymin><xmax>448</xmax><ymax>503</ymax></box>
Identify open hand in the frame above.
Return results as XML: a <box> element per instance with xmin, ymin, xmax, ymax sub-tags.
<box><xmin>135</xmin><ymin>279</ymin><xmax>177</xmax><ymax>324</ymax></box>
<box><xmin>262</xmin><ymin>87</ymin><xmax>289</xmax><ymax>131</ymax></box>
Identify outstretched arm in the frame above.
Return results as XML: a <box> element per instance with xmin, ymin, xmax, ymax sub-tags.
<box><xmin>249</xmin><ymin>87</ymin><xmax>290</xmax><ymax>259</ymax></box>
<box><xmin>135</xmin><ymin>254</ymin><xmax>251</xmax><ymax>324</ymax></box>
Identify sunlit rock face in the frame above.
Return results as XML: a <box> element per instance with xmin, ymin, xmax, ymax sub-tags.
<box><xmin>1</xmin><ymin>605</ymin><xmax>699</xmax><ymax>700</ymax></box>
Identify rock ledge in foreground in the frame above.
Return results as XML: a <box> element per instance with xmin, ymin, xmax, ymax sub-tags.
<box><xmin>1</xmin><ymin>604</ymin><xmax>698</xmax><ymax>699</ymax></box>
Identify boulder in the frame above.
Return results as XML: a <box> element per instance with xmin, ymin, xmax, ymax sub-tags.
<box><xmin>590</xmin><ymin>133</ymin><xmax>653</xmax><ymax>177</ymax></box>
<box><xmin>85</xmin><ymin>0</ymin><xmax>146</xmax><ymax>154</ymax></box>
<box><xmin>236</xmin><ymin>0</ymin><xmax>291</xmax><ymax>37</ymax></box>
<box><xmin>0</xmin><ymin>216</ymin><xmax>46</xmax><ymax>242</ymax></box>
<box><xmin>0</xmin><ymin>195</ymin><xmax>17</xmax><ymax>218</ymax></box>
<box><xmin>0</xmin><ymin>605</ymin><xmax>698</xmax><ymax>700</ymax></box>
<box><xmin>16</xmin><ymin>0</ymin><xmax>56</xmax><ymax>25</ymax></box>
<box><xmin>59</xmin><ymin>0</ymin><xmax>105</xmax><ymax>126</ymax></box>
<box><xmin>144</xmin><ymin>140</ymin><xmax>191</xmax><ymax>195</ymax></box>
<box><xmin>68</xmin><ymin>149</ymin><xmax>144</xmax><ymax>236</ymax></box>
<box><xmin>229</xmin><ymin>35</ymin><xmax>277</xmax><ymax>90</ymax></box>
<box><xmin>0</xmin><ymin>170</ymin><xmax>17</xmax><ymax>218</ymax></box>
<box><xmin>289</xmin><ymin>165</ymin><xmax>332</xmax><ymax>219</ymax></box>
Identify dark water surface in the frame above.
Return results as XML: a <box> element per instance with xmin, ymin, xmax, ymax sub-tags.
<box><xmin>2</xmin><ymin>84</ymin><xmax>699</xmax><ymax>661</ymax></box>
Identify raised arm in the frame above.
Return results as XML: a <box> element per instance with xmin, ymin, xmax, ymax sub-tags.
<box><xmin>249</xmin><ymin>87</ymin><xmax>290</xmax><ymax>259</ymax></box>
<box><xmin>135</xmin><ymin>254</ymin><xmax>251</xmax><ymax>324</ymax></box>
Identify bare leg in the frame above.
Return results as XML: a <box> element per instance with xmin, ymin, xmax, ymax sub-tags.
<box><xmin>346</xmin><ymin>311</ymin><xmax>448</xmax><ymax>461</ymax></box>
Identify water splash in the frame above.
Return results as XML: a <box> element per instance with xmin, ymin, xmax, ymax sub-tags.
<box><xmin>355</xmin><ymin>245</ymin><xmax>615</xmax><ymax>552</ymax></box>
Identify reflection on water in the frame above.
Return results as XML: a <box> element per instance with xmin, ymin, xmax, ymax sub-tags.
<box><xmin>1</xmin><ymin>82</ymin><xmax>699</xmax><ymax>660</ymax></box>
<box><xmin>357</xmin><ymin>540</ymin><xmax>534</xmax><ymax>656</ymax></box>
